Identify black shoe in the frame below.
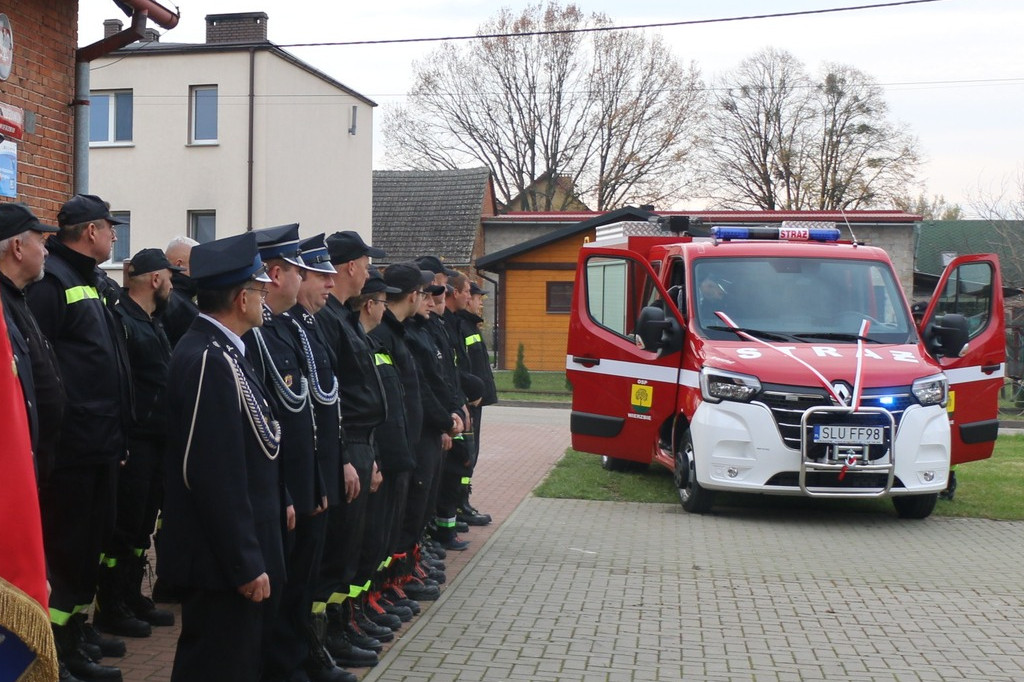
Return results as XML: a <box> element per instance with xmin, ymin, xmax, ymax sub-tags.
<box><xmin>381</xmin><ymin>587</ymin><xmax>420</xmax><ymax>615</ymax></box>
<box><xmin>421</xmin><ymin>556</ymin><xmax>446</xmax><ymax>571</ymax></box>
<box><xmin>457</xmin><ymin>507</ymin><xmax>492</xmax><ymax>526</ymax></box>
<box><xmin>421</xmin><ymin>540</ymin><xmax>446</xmax><ymax>560</ymax></box>
<box><xmin>438</xmin><ymin>535</ymin><xmax>469</xmax><ymax>551</ymax></box>
<box><xmin>93</xmin><ymin>603</ymin><xmax>152</xmax><ymax>638</ymax></box>
<box><xmin>343</xmin><ymin>620</ymin><xmax>382</xmax><ymax>653</ymax></box>
<box><xmin>62</xmin><ymin>648</ymin><xmax>123</xmax><ymax>681</ymax></box>
<box><xmin>351</xmin><ymin>605</ymin><xmax>394</xmax><ymax>642</ymax></box>
<box><xmin>59</xmin><ymin>662</ymin><xmax>86</xmax><ymax>681</ymax></box>
<box><xmin>455</xmin><ymin>520</ymin><xmax>470</xmax><ymax>533</ymax></box>
<box><xmin>403</xmin><ymin>579</ymin><xmax>440</xmax><ymax>601</ymax></box>
<box><xmin>305</xmin><ymin>613</ymin><xmax>360</xmax><ymax>682</ymax></box>
<box><xmin>360</xmin><ymin>598</ymin><xmax>402</xmax><ymax>632</ymax></box>
<box><xmin>379</xmin><ymin>599</ymin><xmax>413</xmax><ymax>622</ymax></box>
<box><xmin>324</xmin><ymin>628</ymin><xmax>379</xmax><ymax>668</ymax></box>
<box><xmin>127</xmin><ymin>592</ymin><xmax>175</xmax><ymax>627</ymax></box>
<box><xmin>73</xmin><ymin>615</ymin><xmax>126</xmax><ymax>659</ymax></box>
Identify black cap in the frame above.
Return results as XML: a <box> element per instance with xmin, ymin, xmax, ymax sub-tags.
<box><xmin>191</xmin><ymin>232</ymin><xmax>271</xmax><ymax>289</ymax></box>
<box><xmin>297</xmin><ymin>233</ymin><xmax>337</xmax><ymax>274</ymax></box>
<box><xmin>414</xmin><ymin>255</ymin><xmax>458</xmax><ymax>277</ymax></box>
<box><xmin>57</xmin><ymin>194</ymin><xmax>126</xmax><ymax>227</ymax></box>
<box><xmin>128</xmin><ymin>248</ymin><xmax>184</xmax><ymax>276</ymax></box>
<box><xmin>461</xmin><ymin>373</ymin><xmax>485</xmax><ymax>403</ymax></box>
<box><xmin>383</xmin><ymin>262</ymin><xmax>433</xmax><ymax>294</ymax></box>
<box><xmin>326</xmin><ymin>231</ymin><xmax>385</xmax><ymax>264</ymax></box>
<box><xmin>469</xmin><ymin>281</ymin><xmax>485</xmax><ymax>296</ymax></box>
<box><xmin>361</xmin><ymin>266</ymin><xmax>401</xmax><ymax>295</ymax></box>
<box><xmin>424</xmin><ymin>283</ymin><xmax>446</xmax><ymax>296</ymax></box>
<box><xmin>0</xmin><ymin>203</ymin><xmax>59</xmax><ymax>240</ymax></box>
<box><xmin>254</xmin><ymin>223</ymin><xmax>303</xmax><ymax>266</ymax></box>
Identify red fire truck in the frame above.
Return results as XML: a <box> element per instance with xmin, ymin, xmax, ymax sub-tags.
<box><xmin>566</xmin><ymin>219</ymin><xmax>1004</xmax><ymax>519</ymax></box>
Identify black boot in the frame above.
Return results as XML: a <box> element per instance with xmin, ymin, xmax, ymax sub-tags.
<box><xmin>331</xmin><ymin>602</ymin><xmax>382</xmax><ymax>652</ymax></box>
<box><xmin>349</xmin><ymin>600</ymin><xmax>394</xmax><ymax>642</ymax></box>
<box><xmin>54</xmin><ymin>621</ymin><xmax>123</xmax><ymax>681</ymax></box>
<box><xmin>358</xmin><ymin>594</ymin><xmax>401</xmax><ymax>632</ymax></box>
<box><xmin>94</xmin><ymin>559</ymin><xmax>152</xmax><ymax>638</ymax></box>
<box><xmin>59</xmin><ymin>661</ymin><xmax>86</xmax><ymax>681</ymax></box>
<box><xmin>72</xmin><ymin>613</ymin><xmax>126</xmax><ymax>659</ymax></box>
<box><xmin>457</xmin><ymin>485</ymin><xmax>492</xmax><ymax>525</ymax></box>
<box><xmin>124</xmin><ymin>554</ymin><xmax>175</xmax><ymax>626</ymax></box>
<box><xmin>304</xmin><ymin>612</ymin><xmax>357</xmax><ymax>682</ymax></box>
<box><xmin>324</xmin><ymin>606</ymin><xmax>379</xmax><ymax>668</ymax></box>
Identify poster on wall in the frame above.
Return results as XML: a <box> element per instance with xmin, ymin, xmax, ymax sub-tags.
<box><xmin>0</xmin><ymin>139</ymin><xmax>16</xmax><ymax>198</ymax></box>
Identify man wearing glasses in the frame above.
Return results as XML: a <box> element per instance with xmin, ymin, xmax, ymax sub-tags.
<box><xmin>27</xmin><ymin>194</ymin><xmax>134</xmax><ymax>681</ymax></box>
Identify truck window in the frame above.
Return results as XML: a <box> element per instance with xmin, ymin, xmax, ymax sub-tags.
<box><xmin>935</xmin><ymin>261</ymin><xmax>993</xmax><ymax>339</ymax></box>
<box><xmin>692</xmin><ymin>256</ymin><xmax>914</xmax><ymax>343</ymax></box>
<box><xmin>584</xmin><ymin>255</ymin><xmax>662</xmax><ymax>340</ymax></box>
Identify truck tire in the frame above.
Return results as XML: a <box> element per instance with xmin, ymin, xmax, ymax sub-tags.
<box><xmin>674</xmin><ymin>430</ymin><xmax>715</xmax><ymax>514</ymax></box>
<box><xmin>893</xmin><ymin>493</ymin><xmax>938</xmax><ymax>519</ymax></box>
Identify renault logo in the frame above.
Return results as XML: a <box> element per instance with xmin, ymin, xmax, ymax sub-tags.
<box><xmin>832</xmin><ymin>382</ymin><xmax>852</xmax><ymax>405</ymax></box>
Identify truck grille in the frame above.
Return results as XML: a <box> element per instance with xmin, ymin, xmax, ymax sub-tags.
<box><xmin>756</xmin><ymin>384</ymin><xmax>914</xmax><ymax>456</ymax></box>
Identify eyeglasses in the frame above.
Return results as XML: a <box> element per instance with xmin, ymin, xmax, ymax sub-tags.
<box><xmin>369</xmin><ymin>298</ymin><xmax>388</xmax><ymax>307</ymax></box>
<box><xmin>245</xmin><ymin>287</ymin><xmax>269</xmax><ymax>300</ymax></box>
<box><xmin>415</xmin><ymin>290</ymin><xmax>429</xmax><ymax>297</ymax></box>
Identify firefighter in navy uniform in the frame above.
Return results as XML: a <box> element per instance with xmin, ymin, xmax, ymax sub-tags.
<box><xmin>26</xmin><ymin>194</ymin><xmax>133</xmax><ymax>682</ymax></box>
<box><xmin>158</xmin><ymin>232</ymin><xmax>288</xmax><ymax>682</ymax></box>
<box><xmin>101</xmin><ymin>249</ymin><xmax>180</xmax><ymax>634</ymax></box>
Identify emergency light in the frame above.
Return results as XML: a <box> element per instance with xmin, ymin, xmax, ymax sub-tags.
<box><xmin>711</xmin><ymin>224</ymin><xmax>841</xmax><ymax>242</ymax></box>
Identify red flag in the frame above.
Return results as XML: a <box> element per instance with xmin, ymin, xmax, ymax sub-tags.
<box><xmin>0</xmin><ymin>297</ymin><xmax>48</xmax><ymax>609</ymax></box>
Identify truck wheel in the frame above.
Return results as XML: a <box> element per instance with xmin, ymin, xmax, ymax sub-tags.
<box><xmin>674</xmin><ymin>430</ymin><xmax>715</xmax><ymax>514</ymax></box>
<box><xmin>893</xmin><ymin>493</ymin><xmax>938</xmax><ymax>519</ymax></box>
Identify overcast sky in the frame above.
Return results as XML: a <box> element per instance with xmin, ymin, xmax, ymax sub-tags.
<box><xmin>78</xmin><ymin>0</ymin><xmax>1024</xmax><ymax>214</ymax></box>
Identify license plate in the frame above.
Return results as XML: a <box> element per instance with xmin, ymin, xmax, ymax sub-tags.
<box><xmin>813</xmin><ymin>425</ymin><xmax>885</xmax><ymax>445</ymax></box>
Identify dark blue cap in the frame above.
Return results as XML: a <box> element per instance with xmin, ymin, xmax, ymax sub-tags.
<box><xmin>414</xmin><ymin>255</ymin><xmax>458</xmax><ymax>277</ymax></box>
<box><xmin>57</xmin><ymin>194</ymin><xmax>126</xmax><ymax>227</ymax></box>
<box><xmin>191</xmin><ymin>232</ymin><xmax>271</xmax><ymax>289</ymax></box>
<box><xmin>383</xmin><ymin>262</ymin><xmax>434</xmax><ymax>295</ymax></box>
<box><xmin>254</xmin><ymin>223</ymin><xmax>303</xmax><ymax>266</ymax></box>
<box><xmin>0</xmin><ymin>203</ymin><xmax>58</xmax><ymax>240</ymax></box>
<box><xmin>326</xmin><ymin>231</ymin><xmax>385</xmax><ymax>264</ymax></box>
<box><xmin>361</xmin><ymin>266</ymin><xmax>401</xmax><ymax>295</ymax></box>
<box><xmin>298</xmin><ymin>233</ymin><xmax>337</xmax><ymax>274</ymax></box>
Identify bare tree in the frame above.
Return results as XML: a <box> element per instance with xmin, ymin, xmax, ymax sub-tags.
<box><xmin>704</xmin><ymin>49</ymin><xmax>921</xmax><ymax>210</ymax></box>
<box><xmin>894</xmin><ymin>193</ymin><xmax>964</xmax><ymax>220</ymax></box>
<box><xmin>383</xmin><ymin>2</ymin><xmax>704</xmax><ymax>211</ymax></box>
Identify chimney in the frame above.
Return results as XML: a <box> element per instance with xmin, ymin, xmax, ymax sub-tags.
<box><xmin>205</xmin><ymin>12</ymin><xmax>269</xmax><ymax>44</ymax></box>
<box><xmin>143</xmin><ymin>28</ymin><xmax>160</xmax><ymax>42</ymax></box>
<box><xmin>103</xmin><ymin>18</ymin><xmax>123</xmax><ymax>38</ymax></box>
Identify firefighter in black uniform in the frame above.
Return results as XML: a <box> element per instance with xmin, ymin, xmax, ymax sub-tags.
<box><xmin>100</xmin><ymin>249</ymin><xmax>179</xmax><ymax>635</ymax></box>
<box><xmin>26</xmin><ymin>194</ymin><xmax>133</xmax><ymax>682</ymax></box>
<box><xmin>0</xmin><ymin>203</ymin><xmax>63</xmax><ymax>481</ymax></box>
<box><xmin>314</xmin><ymin>231</ymin><xmax>391</xmax><ymax>660</ymax></box>
<box><xmin>159</xmin><ymin>232</ymin><xmax>287</xmax><ymax>682</ymax></box>
<box><xmin>454</xmin><ymin>280</ymin><xmax>497</xmax><ymax>525</ymax></box>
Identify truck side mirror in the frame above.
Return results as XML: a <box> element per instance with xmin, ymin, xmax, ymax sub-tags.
<box><xmin>636</xmin><ymin>305</ymin><xmax>683</xmax><ymax>356</ymax></box>
<box><xmin>923</xmin><ymin>313</ymin><xmax>969</xmax><ymax>358</ymax></box>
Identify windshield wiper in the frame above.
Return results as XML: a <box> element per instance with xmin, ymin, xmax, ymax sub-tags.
<box><xmin>706</xmin><ymin>325</ymin><xmax>800</xmax><ymax>342</ymax></box>
<box><xmin>790</xmin><ymin>332</ymin><xmax>884</xmax><ymax>344</ymax></box>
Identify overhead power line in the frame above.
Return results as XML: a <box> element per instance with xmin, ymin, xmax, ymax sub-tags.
<box><xmin>276</xmin><ymin>0</ymin><xmax>946</xmax><ymax>49</ymax></box>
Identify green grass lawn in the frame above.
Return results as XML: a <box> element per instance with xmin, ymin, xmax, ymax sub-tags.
<box><xmin>534</xmin><ymin>435</ymin><xmax>1024</xmax><ymax>520</ymax></box>
<box><xmin>494</xmin><ymin>370</ymin><xmax>571</xmax><ymax>402</ymax></box>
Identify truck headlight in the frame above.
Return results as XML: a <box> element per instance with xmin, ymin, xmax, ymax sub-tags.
<box><xmin>700</xmin><ymin>368</ymin><xmax>761</xmax><ymax>403</ymax></box>
<box><xmin>912</xmin><ymin>374</ymin><xmax>947</xmax><ymax>407</ymax></box>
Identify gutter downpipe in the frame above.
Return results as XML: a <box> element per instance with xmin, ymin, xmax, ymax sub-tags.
<box><xmin>73</xmin><ymin>2</ymin><xmax>180</xmax><ymax>194</ymax></box>
<box><xmin>247</xmin><ymin>48</ymin><xmax>255</xmax><ymax>230</ymax></box>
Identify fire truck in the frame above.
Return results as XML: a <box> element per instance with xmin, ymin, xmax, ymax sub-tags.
<box><xmin>566</xmin><ymin>219</ymin><xmax>1004</xmax><ymax>519</ymax></box>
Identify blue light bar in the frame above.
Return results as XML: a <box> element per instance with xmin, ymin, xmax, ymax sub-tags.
<box><xmin>711</xmin><ymin>225</ymin><xmax>841</xmax><ymax>242</ymax></box>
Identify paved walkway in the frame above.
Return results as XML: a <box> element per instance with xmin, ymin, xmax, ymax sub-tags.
<box><xmin>119</xmin><ymin>407</ymin><xmax>1024</xmax><ymax>681</ymax></box>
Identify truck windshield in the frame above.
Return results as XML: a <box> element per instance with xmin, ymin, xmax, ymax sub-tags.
<box><xmin>693</xmin><ymin>256</ymin><xmax>914</xmax><ymax>344</ymax></box>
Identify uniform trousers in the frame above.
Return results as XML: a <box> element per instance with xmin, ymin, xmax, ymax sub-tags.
<box><xmin>399</xmin><ymin>434</ymin><xmax>443</xmax><ymax>552</ymax></box>
<box><xmin>263</xmin><ymin>510</ymin><xmax>328</xmax><ymax>680</ymax></box>
<box><xmin>40</xmin><ymin>459</ymin><xmax>118</xmax><ymax>621</ymax></box>
<box><xmin>317</xmin><ymin>440</ymin><xmax>374</xmax><ymax>601</ymax></box>
<box><xmin>171</xmin><ymin>588</ymin><xmax>266</xmax><ymax>682</ymax></box>
<box><xmin>436</xmin><ymin>434</ymin><xmax>473</xmax><ymax>522</ymax></box>
<box><xmin>111</xmin><ymin>436</ymin><xmax>164</xmax><ymax>556</ymax></box>
<box><xmin>356</xmin><ymin>469</ymin><xmax>410</xmax><ymax>583</ymax></box>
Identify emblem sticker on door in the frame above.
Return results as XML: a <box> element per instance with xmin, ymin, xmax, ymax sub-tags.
<box><xmin>630</xmin><ymin>383</ymin><xmax>652</xmax><ymax>414</ymax></box>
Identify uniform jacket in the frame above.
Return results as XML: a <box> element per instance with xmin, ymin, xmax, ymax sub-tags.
<box><xmin>114</xmin><ymin>292</ymin><xmax>173</xmax><ymax>439</ymax></box>
<box><xmin>159</xmin><ymin>315</ymin><xmax>286</xmax><ymax>592</ymax></box>
<box><xmin>244</xmin><ymin>308</ymin><xmax>324</xmax><ymax>516</ymax></box>
<box><xmin>26</xmin><ymin>238</ymin><xmax>130</xmax><ymax>466</ymax></box>
<box><xmin>404</xmin><ymin>313</ymin><xmax>456</xmax><ymax>435</ymax></box>
<box><xmin>163</xmin><ymin>272</ymin><xmax>199</xmax><ymax>348</ymax></box>
<box><xmin>368</xmin><ymin>311</ymin><xmax>418</xmax><ymax>475</ymax></box>
<box><xmin>315</xmin><ymin>295</ymin><xmax>386</xmax><ymax>450</ymax></box>
<box><xmin>456</xmin><ymin>309</ymin><xmax>498</xmax><ymax>406</ymax></box>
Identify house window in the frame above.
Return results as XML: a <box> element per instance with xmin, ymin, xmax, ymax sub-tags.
<box><xmin>546</xmin><ymin>281</ymin><xmax>573</xmax><ymax>314</ymax></box>
<box><xmin>90</xmin><ymin>90</ymin><xmax>133</xmax><ymax>144</ymax></box>
<box><xmin>188</xmin><ymin>211</ymin><xmax>216</xmax><ymax>243</ymax></box>
<box><xmin>190</xmin><ymin>85</ymin><xmax>218</xmax><ymax>143</ymax></box>
<box><xmin>108</xmin><ymin>211</ymin><xmax>131</xmax><ymax>263</ymax></box>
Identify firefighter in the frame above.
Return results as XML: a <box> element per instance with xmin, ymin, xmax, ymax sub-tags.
<box><xmin>161</xmin><ymin>236</ymin><xmax>200</xmax><ymax>348</ymax></box>
<box><xmin>26</xmin><ymin>194</ymin><xmax>133</xmax><ymax>682</ymax></box>
<box><xmin>159</xmin><ymin>232</ymin><xmax>287</xmax><ymax>682</ymax></box>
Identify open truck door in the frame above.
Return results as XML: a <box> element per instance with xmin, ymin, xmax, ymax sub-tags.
<box><xmin>566</xmin><ymin>247</ymin><xmax>684</xmax><ymax>466</ymax></box>
<box><xmin>922</xmin><ymin>254</ymin><xmax>1004</xmax><ymax>464</ymax></box>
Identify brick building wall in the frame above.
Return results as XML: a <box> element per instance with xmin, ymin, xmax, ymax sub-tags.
<box><xmin>0</xmin><ymin>2</ymin><xmax>77</xmax><ymax>221</ymax></box>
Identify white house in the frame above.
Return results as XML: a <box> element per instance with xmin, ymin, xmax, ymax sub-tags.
<box><xmin>87</xmin><ymin>11</ymin><xmax>375</xmax><ymax>273</ymax></box>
